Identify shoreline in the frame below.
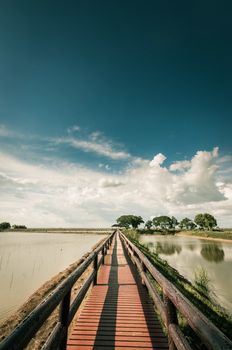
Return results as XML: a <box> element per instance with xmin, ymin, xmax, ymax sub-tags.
<box><xmin>176</xmin><ymin>232</ymin><xmax>232</xmax><ymax>243</ymax></box>
<box><xmin>1</xmin><ymin>229</ymin><xmax>113</xmax><ymax>235</ymax></box>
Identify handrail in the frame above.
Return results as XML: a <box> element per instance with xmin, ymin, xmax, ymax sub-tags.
<box><xmin>0</xmin><ymin>231</ymin><xmax>115</xmax><ymax>350</ymax></box>
<box><xmin>119</xmin><ymin>231</ymin><xmax>232</xmax><ymax>350</ymax></box>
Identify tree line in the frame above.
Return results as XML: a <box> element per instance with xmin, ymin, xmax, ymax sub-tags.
<box><xmin>114</xmin><ymin>213</ymin><xmax>217</xmax><ymax>230</ymax></box>
<box><xmin>0</xmin><ymin>222</ymin><xmax>27</xmax><ymax>231</ymax></box>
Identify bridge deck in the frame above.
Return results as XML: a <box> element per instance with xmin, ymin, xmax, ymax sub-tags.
<box><xmin>67</xmin><ymin>233</ymin><xmax>168</xmax><ymax>350</ymax></box>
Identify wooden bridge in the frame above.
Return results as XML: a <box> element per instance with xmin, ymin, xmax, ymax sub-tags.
<box><xmin>0</xmin><ymin>230</ymin><xmax>231</xmax><ymax>350</ymax></box>
<box><xmin>67</xmin><ymin>232</ymin><xmax>168</xmax><ymax>350</ymax></box>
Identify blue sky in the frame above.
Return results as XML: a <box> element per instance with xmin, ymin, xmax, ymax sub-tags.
<box><xmin>0</xmin><ymin>1</ymin><xmax>232</xmax><ymax>227</ymax></box>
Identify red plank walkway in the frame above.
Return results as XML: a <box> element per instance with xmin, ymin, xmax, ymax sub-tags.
<box><xmin>67</xmin><ymin>233</ymin><xmax>169</xmax><ymax>350</ymax></box>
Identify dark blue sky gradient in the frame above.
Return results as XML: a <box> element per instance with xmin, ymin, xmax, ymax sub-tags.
<box><xmin>0</xmin><ymin>1</ymin><xmax>231</xmax><ymax>161</ymax></box>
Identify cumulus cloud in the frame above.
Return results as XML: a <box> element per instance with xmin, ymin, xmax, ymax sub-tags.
<box><xmin>167</xmin><ymin>147</ymin><xmax>224</xmax><ymax>204</ymax></box>
<box><xmin>99</xmin><ymin>178</ymin><xmax>124</xmax><ymax>188</ymax></box>
<box><xmin>217</xmin><ymin>155</ymin><xmax>232</xmax><ymax>164</ymax></box>
<box><xmin>149</xmin><ymin>153</ymin><xmax>166</xmax><ymax>167</ymax></box>
<box><xmin>0</xmin><ymin>147</ymin><xmax>232</xmax><ymax>227</ymax></box>
<box><xmin>170</xmin><ymin>160</ymin><xmax>191</xmax><ymax>171</ymax></box>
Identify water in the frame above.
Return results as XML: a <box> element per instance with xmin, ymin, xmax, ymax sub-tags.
<box><xmin>140</xmin><ymin>235</ymin><xmax>232</xmax><ymax>313</ymax></box>
<box><xmin>0</xmin><ymin>231</ymin><xmax>106</xmax><ymax>322</ymax></box>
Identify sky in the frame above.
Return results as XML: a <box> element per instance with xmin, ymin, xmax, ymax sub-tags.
<box><xmin>0</xmin><ymin>1</ymin><xmax>232</xmax><ymax>227</ymax></box>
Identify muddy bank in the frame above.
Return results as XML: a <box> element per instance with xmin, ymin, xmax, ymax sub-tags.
<box><xmin>0</xmin><ymin>237</ymin><xmax>106</xmax><ymax>349</ymax></box>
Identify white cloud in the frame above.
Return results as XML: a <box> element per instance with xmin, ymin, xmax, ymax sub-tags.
<box><xmin>149</xmin><ymin>153</ymin><xmax>166</xmax><ymax>167</ymax></box>
<box><xmin>0</xmin><ymin>147</ymin><xmax>232</xmax><ymax>227</ymax></box>
<box><xmin>212</xmin><ymin>146</ymin><xmax>219</xmax><ymax>157</ymax></box>
<box><xmin>170</xmin><ymin>160</ymin><xmax>191</xmax><ymax>171</ymax></box>
<box><xmin>54</xmin><ymin>136</ymin><xmax>131</xmax><ymax>160</ymax></box>
<box><xmin>67</xmin><ymin>125</ymin><xmax>80</xmax><ymax>133</ymax></box>
<box><xmin>99</xmin><ymin>178</ymin><xmax>124</xmax><ymax>188</ymax></box>
<box><xmin>0</xmin><ymin>124</ymin><xmax>134</xmax><ymax>162</ymax></box>
<box><xmin>90</xmin><ymin>131</ymin><xmax>102</xmax><ymax>141</ymax></box>
<box><xmin>167</xmin><ymin>147</ymin><xmax>224</xmax><ymax>204</ymax></box>
<box><xmin>217</xmin><ymin>155</ymin><xmax>232</xmax><ymax>164</ymax></box>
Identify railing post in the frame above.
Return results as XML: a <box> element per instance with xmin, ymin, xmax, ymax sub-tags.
<box><xmin>141</xmin><ymin>261</ymin><xmax>147</xmax><ymax>286</ymax></box>
<box><xmin>58</xmin><ymin>290</ymin><xmax>71</xmax><ymax>350</ymax></box>
<box><xmin>93</xmin><ymin>254</ymin><xmax>98</xmax><ymax>285</ymax></box>
<box><xmin>102</xmin><ymin>246</ymin><xmax>105</xmax><ymax>265</ymax></box>
<box><xmin>164</xmin><ymin>293</ymin><xmax>178</xmax><ymax>350</ymax></box>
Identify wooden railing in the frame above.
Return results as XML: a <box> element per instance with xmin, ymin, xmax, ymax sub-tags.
<box><xmin>119</xmin><ymin>231</ymin><xmax>232</xmax><ymax>350</ymax></box>
<box><xmin>0</xmin><ymin>231</ymin><xmax>115</xmax><ymax>350</ymax></box>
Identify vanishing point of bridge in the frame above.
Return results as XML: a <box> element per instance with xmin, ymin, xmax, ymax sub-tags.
<box><xmin>0</xmin><ymin>230</ymin><xmax>231</xmax><ymax>350</ymax></box>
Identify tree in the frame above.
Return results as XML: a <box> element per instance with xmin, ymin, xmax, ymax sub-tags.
<box><xmin>0</xmin><ymin>222</ymin><xmax>11</xmax><ymax>231</ymax></box>
<box><xmin>194</xmin><ymin>213</ymin><xmax>217</xmax><ymax>230</ymax></box>
<box><xmin>116</xmin><ymin>215</ymin><xmax>144</xmax><ymax>229</ymax></box>
<box><xmin>204</xmin><ymin>213</ymin><xmax>217</xmax><ymax>230</ymax></box>
<box><xmin>145</xmin><ymin>220</ymin><xmax>153</xmax><ymax>230</ymax></box>
<box><xmin>179</xmin><ymin>218</ymin><xmax>196</xmax><ymax>230</ymax></box>
<box><xmin>131</xmin><ymin>216</ymin><xmax>144</xmax><ymax>229</ymax></box>
<box><xmin>116</xmin><ymin>216</ymin><xmax>130</xmax><ymax>228</ymax></box>
<box><xmin>194</xmin><ymin>214</ymin><xmax>205</xmax><ymax>229</ymax></box>
<box><xmin>152</xmin><ymin>216</ymin><xmax>172</xmax><ymax>230</ymax></box>
<box><xmin>171</xmin><ymin>216</ymin><xmax>178</xmax><ymax>229</ymax></box>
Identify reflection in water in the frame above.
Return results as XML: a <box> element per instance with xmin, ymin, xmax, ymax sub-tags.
<box><xmin>147</xmin><ymin>242</ymin><xmax>155</xmax><ymax>248</ymax></box>
<box><xmin>140</xmin><ymin>235</ymin><xmax>232</xmax><ymax>312</ymax></box>
<box><xmin>187</xmin><ymin>244</ymin><xmax>196</xmax><ymax>251</ymax></box>
<box><xmin>201</xmin><ymin>244</ymin><xmax>225</xmax><ymax>263</ymax></box>
<box><xmin>156</xmin><ymin>242</ymin><xmax>182</xmax><ymax>255</ymax></box>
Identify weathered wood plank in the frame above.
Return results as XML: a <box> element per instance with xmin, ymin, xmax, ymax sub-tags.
<box><xmin>169</xmin><ymin>324</ymin><xmax>193</xmax><ymax>350</ymax></box>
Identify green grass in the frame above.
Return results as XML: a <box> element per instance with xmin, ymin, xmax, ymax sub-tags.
<box><xmin>194</xmin><ymin>267</ymin><xmax>211</xmax><ymax>299</ymax></box>
<box><xmin>139</xmin><ymin>228</ymin><xmax>232</xmax><ymax>240</ymax></box>
<box><xmin>178</xmin><ymin>230</ymin><xmax>232</xmax><ymax>240</ymax></box>
<box><xmin>125</xmin><ymin>229</ymin><xmax>232</xmax><ymax>342</ymax></box>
